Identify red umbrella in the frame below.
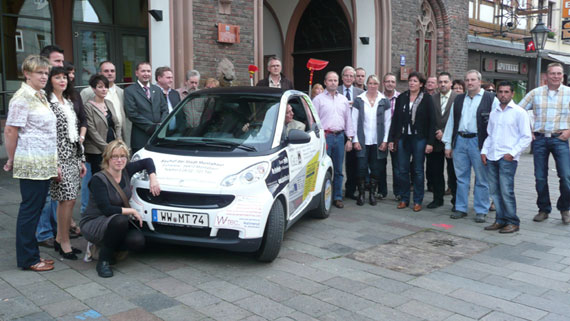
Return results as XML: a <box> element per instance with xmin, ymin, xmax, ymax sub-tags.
<box><xmin>306</xmin><ymin>58</ymin><xmax>329</xmax><ymax>92</ymax></box>
<box><xmin>248</xmin><ymin>64</ymin><xmax>258</xmax><ymax>86</ymax></box>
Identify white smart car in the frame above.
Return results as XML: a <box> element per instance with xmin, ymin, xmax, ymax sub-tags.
<box><xmin>130</xmin><ymin>87</ymin><xmax>333</xmax><ymax>262</ymax></box>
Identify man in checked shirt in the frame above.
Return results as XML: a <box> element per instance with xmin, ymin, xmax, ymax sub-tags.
<box><xmin>518</xmin><ymin>62</ymin><xmax>570</xmax><ymax>224</ymax></box>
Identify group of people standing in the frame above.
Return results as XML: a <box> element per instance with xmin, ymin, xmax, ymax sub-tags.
<box><xmin>311</xmin><ymin>63</ymin><xmax>569</xmax><ymax>235</ymax></box>
<box><xmin>3</xmin><ymin>47</ymin><xmax>166</xmax><ymax>276</ymax></box>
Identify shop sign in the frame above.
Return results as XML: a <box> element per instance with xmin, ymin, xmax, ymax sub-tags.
<box><xmin>496</xmin><ymin>61</ymin><xmax>519</xmax><ymax>73</ymax></box>
<box><xmin>563</xmin><ymin>0</ymin><xmax>570</xmax><ymax>18</ymax></box>
<box><xmin>562</xmin><ymin>20</ymin><xmax>570</xmax><ymax>40</ymax></box>
<box><xmin>483</xmin><ymin>58</ymin><xmax>495</xmax><ymax>72</ymax></box>
<box><xmin>217</xmin><ymin>24</ymin><xmax>240</xmax><ymax>44</ymax></box>
<box><xmin>520</xmin><ymin>62</ymin><xmax>528</xmax><ymax>75</ymax></box>
<box><xmin>400</xmin><ymin>67</ymin><xmax>413</xmax><ymax>80</ymax></box>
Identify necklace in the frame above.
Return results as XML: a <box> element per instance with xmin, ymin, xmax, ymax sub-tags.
<box><xmin>366</xmin><ymin>94</ymin><xmax>377</xmax><ymax>106</ymax></box>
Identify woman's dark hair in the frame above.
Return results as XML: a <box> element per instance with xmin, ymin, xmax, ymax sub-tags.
<box><xmin>45</xmin><ymin>66</ymin><xmax>75</xmax><ymax>103</ymax></box>
<box><xmin>408</xmin><ymin>71</ymin><xmax>426</xmax><ymax>90</ymax></box>
<box><xmin>89</xmin><ymin>74</ymin><xmax>109</xmax><ymax>89</ymax></box>
<box><xmin>452</xmin><ymin>79</ymin><xmax>466</xmax><ymax>93</ymax></box>
<box><xmin>63</xmin><ymin>61</ymin><xmax>74</xmax><ymax>73</ymax></box>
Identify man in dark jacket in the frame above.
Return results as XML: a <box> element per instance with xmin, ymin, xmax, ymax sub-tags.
<box><xmin>427</xmin><ymin>72</ymin><xmax>457</xmax><ymax>209</ymax></box>
<box><xmin>256</xmin><ymin>57</ymin><xmax>293</xmax><ymax>89</ymax></box>
<box><xmin>125</xmin><ymin>62</ymin><xmax>168</xmax><ymax>153</ymax></box>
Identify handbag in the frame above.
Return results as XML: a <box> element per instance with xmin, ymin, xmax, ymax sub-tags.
<box><xmin>101</xmin><ymin>169</ymin><xmax>141</xmax><ymax>231</ymax></box>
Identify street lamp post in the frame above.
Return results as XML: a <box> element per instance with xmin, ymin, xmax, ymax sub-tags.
<box><xmin>531</xmin><ymin>0</ymin><xmax>549</xmax><ymax>88</ymax></box>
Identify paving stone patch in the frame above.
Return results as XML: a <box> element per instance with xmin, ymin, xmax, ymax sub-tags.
<box><xmin>350</xmin><ymin>229</ymin><xmax>493</xmax><ymax>276</ymax></box>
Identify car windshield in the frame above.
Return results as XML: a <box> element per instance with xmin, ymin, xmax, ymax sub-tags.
<box><xmin>150</xmin><ymin>93</ymin><xmax>281</xmax><ymax>152</ymax></box>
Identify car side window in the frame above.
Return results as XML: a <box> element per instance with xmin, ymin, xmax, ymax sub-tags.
<box><xmin>287</xmin><ymin>97</ymin><xmax>310</xmax><ymax>132</ymax></box>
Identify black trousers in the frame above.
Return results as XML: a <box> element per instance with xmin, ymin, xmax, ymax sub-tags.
<box><xmin>100</xmin><ymin>215</ymin><xmax>145</xmax><ymax>261</ymax></box>
<box><xmin>446</xmin><ymin>156</ymin><xmax>457</xmax><ymax>204</ymax></box>
<box><xmin>426</xmin><ymin>151</ymin><xmax>446</xmax><ymax>202</ymax></box>
<box><xmin>85</xmin><ymin>153</ymin><xmax>103</xmax><ymax>174</ymax></box>
<box><xmin>345</xmin><ymin>141</ymin><xmax>358</xmax><ymax>197</ymax></box>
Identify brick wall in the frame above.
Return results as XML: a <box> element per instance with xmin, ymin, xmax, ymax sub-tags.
<box><xmin>192</xmin><ymin>0</ymin><xmax>255</xmax><ymax>86</ymax></box>
<box><xmin>390</xmin><ymin>0</ymin><xmax>469</xmax><ymax>91</ymax></box>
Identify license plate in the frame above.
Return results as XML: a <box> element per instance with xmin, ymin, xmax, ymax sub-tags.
<box><xmin>152</xmin><ymin>209</ymin><xmax>209</xmax><ymax>227</ymax></box>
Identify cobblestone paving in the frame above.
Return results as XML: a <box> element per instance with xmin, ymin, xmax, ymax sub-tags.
<box><xmin>1</xmin><ymin>152</ymin><xmax>569</xmax><ymax>321</ymax></box>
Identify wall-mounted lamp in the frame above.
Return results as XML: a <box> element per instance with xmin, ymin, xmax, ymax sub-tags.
<box><xmin>149</xmin><ymin>9</ymin><xmax>163</xmax><ymax>22</ymax></box>
<box><xmin>359</xmin><ymin>37</ymin><xmax>370</xmax><ymax>45</ymax></box>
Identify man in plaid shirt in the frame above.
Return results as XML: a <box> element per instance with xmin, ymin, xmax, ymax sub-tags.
<box><xmin>518</xmin><ymin>62</ymin><xmax>570</xmax><ymax>224</ymax></box>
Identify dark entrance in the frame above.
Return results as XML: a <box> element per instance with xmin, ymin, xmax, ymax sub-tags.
<box><xmin>292</xmin><ymin>0</ymin><xmax>352</xmax><ymax>92</ymax></box>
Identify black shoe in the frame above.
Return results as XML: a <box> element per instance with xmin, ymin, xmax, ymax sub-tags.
<box><xmin>54</xmin><ymin>241</ymin><xmax>82</xmax><ymax>254</ymax></box>
<box><xmin>451</xmin><ymin>205</ymin><xmax>457</xmax><ymax>212</ymax></box>
<box><xmin>96</xmin><ymin>260</ymin><xmax>113</xmax><ymax>278</ymax></box>
<box><xmin>450</xmin><ymin>211</ymin><xmax>467</xmax><ymax>219</ymax></box>
<box><xmin>427</xmin><ymin>201</ymin><xmax>443</xmax><ymax>209</ymax></box>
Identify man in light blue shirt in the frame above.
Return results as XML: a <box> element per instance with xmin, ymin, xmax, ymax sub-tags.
<box><xmin>442</xmin><ymin>70</ymin><xmax>498</xmax><ymax>222</ymax></box>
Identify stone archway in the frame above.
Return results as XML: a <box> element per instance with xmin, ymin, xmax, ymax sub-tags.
<box><xmin>425</xmin><ymin>0</ymin><xmax>451</xmax><ymax>73</ymax></box>
<box><xmin>283</xmin><ymin>0</ymin><xmax>353</xmax><ymax>88</ymax></box>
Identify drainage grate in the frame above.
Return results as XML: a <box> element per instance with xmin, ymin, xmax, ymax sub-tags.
<box><xmin>349</xmin><ymin>229</ymin><xmax>492</xmax><ymax>276</ymax></box>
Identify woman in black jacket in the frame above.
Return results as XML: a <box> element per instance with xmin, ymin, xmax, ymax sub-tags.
<box><xmin>388</xmin><ymin>72</ymin><xmax>435</xmax><ymax>212</ymax></box>
<box><xmin>80</xmin><ymin>140</ymin><xmax>160</xmax><ymax>277</ymax></box>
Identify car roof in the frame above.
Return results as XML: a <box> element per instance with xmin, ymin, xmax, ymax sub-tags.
<box><xmin>190</xmin><ymin>86</ymin><xmax>287</xmax><ymax>97</ymax></box>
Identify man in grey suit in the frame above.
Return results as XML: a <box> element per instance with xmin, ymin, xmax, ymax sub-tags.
<box><xmin>427</xmin><ymin>72</ymin><xmax>457</xmax><ymax>209</ymax></box>
<box><xmin>124</xmin><ymin>62</ymin><xmax>168</xmax><ymax>153</ymax></box>
<box><xmin>338</xmin><ymin>66</ymin><xmax>364</xmax><ymax>199</ymax></box>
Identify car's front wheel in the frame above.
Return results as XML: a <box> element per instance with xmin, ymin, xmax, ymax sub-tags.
<box><xmin>255</xmin><ymin>200</ymin><xmax>285</xmax><ymax>262</ymax></box>
<box><xmin>309</xmin><ymin>171</ymin><xmax>332</xmax><ymax>219</ymax></box>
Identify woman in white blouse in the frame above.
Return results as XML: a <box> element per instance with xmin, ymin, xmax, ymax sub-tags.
<box><xmin>352</xmin><ymin>75</ymin><xmax>392</xmax><ymax>206</ymax></box>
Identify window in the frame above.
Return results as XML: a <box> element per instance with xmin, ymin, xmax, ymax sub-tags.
<box><xmin>0</xmin><ymin>0</ymin><xmax>53</xmax><ymax>116</ymax></box>
<box><xmin>15</xmin><ymin>29</ymin><xmax>24</xmax><ymax>52</ymax></box>
<box><xmin>416</xmin><ymin>0</ymin><xmax>436</xmax><ymax>77</ymax></box>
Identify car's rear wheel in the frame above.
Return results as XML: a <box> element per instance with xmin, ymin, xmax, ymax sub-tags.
<box><xmin>310</xmin><ymin>171</ymin><xmax>332</xmax><ymax>219</ymax></box>
<box><xmin>255</xmin><ymin>200</ymin><xmax>285</xmax><ymax>262</ymax></box>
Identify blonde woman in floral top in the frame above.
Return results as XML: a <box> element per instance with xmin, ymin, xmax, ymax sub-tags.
<box><xmin>3</xmin><ymin>55</ymin><xmax>57</xmax><ymax>271</ymax></box>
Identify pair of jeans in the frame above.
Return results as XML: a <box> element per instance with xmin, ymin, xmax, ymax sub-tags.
<box><xmin>18</xmin><ymin>179</ymin><xmax>51</xmax><ymax>268</ymax></box>
<box><xmin>357</xmin><ymin>144</ymin><xmax>383</xmax><ymax>179</ymax></box>
<box><xmin>389</xmin><ymin>150</ymin><xmax>401</xmax><ymax>197</ymax></box>
<box><xmin>397</xmin><ymin>135</ymin><xmax>427</xmax><ymax>205</ymax></box>
<box><xmin>80</xmin><ymin>162</ymin><xmax>93</xmax><ymax>214</ymax></box>
<box><xmin>35</xmin><ymin>196</ymin><xmax>57</xmax><ymax>242</ymax></box>
<box><xmin>325</xmin><ymin>132</ymin><xmax>345</xmax><ymax>201</ymax></box>
<box><xmin>486</xmin><ymin>158</ymin><xmax>519</xmax><ymax>226</ymax></box>
<box><xmin>532</xmin><ymin>135</ymin><xmax>570</xmax><ymax>213</ymax></box>
<box><xmin>453</xmin><ymin>135</ymin><xmax>489</xmax><ymax>214</ymax></box>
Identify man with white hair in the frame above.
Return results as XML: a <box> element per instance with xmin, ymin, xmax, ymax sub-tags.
<box><xmin>338</xmin><ymin>66</ymin><xmax>364</xmax><ymax>200</ymax></box>
<box><xmin>177</xmin><ymin>69</ymin><xmax>201</xmax><ymax>100</ymax></box>
<box><xmin>442</xmin><ymin>70</ymin><xmax>499</xmax><ymax>223</ymax></box>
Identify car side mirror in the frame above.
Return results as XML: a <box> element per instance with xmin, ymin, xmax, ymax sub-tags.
<box><xmin>287</xmin><ymin>129</ymin><xmax>311</xmax><ymax>144</ymax></box>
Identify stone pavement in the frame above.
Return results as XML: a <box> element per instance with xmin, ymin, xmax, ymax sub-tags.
<box><xmin>1</xmin><ymin>152</ymin><xmax>569</xmax><ymax>321</ymax></box>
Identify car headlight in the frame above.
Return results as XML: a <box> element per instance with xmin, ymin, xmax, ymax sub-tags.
<box><xmin>130</xmin><ymin>154</ymin><xmax>149</xmax><ymax>181</ymax></box>
<box><xmin>221</xmin><ymin>162</ymin><xmax>269</xmax><ymax>187</ymax></box>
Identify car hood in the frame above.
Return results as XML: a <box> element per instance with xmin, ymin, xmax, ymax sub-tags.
<box><xmin>134</xmin><ymin>149</ymin><xmax>269</xmax><ymax>189</ymax></box>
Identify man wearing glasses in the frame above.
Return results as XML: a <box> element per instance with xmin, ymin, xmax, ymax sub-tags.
<box><xmin>256</xmin><ymin>57</ymin><xmax>294</xmax><ymax>90</ymax></box>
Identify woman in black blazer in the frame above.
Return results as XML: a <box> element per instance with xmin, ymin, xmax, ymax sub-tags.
<box><xmin>388</xmin><ymin>72</ymin><xmax>435</xmax><ymax>212</ymax></box>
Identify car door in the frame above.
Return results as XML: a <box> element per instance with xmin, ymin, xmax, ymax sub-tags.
<box><xmin>284</xmin><ymin>94</ymin><xmax>321</xmax><ymax>220</ymax></box>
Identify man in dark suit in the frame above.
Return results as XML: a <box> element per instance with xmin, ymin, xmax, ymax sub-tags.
<box><xmin>427</xmin><ymin>72</ymin><xmax>457</xmax><ymax>209</ymax></box>
<box><xmin>338</xmin><ymin>66</ymin><xmax>364</xmax><ymax>199</ymax></box>
<box><xmin>125</xmin><ymin>62</ymin><xmax>168</xmax><ymax>153</ymax></box>
<box><xmin>156</xmin><ymin>66</ymin><xmax>181</xmax><ymax>132</ymax></box>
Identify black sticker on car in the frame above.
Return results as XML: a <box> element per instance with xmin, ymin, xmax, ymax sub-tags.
<box><xmin>266</xmin><ymin>150</ymin><xmax>289</xmax><ymax>196</ymax></box>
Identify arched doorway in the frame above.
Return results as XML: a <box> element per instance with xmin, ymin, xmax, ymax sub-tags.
<box><xmin>290</xmin><ymin>0</ymin><xmax>352</xmax><ymax>91</ymax></box>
